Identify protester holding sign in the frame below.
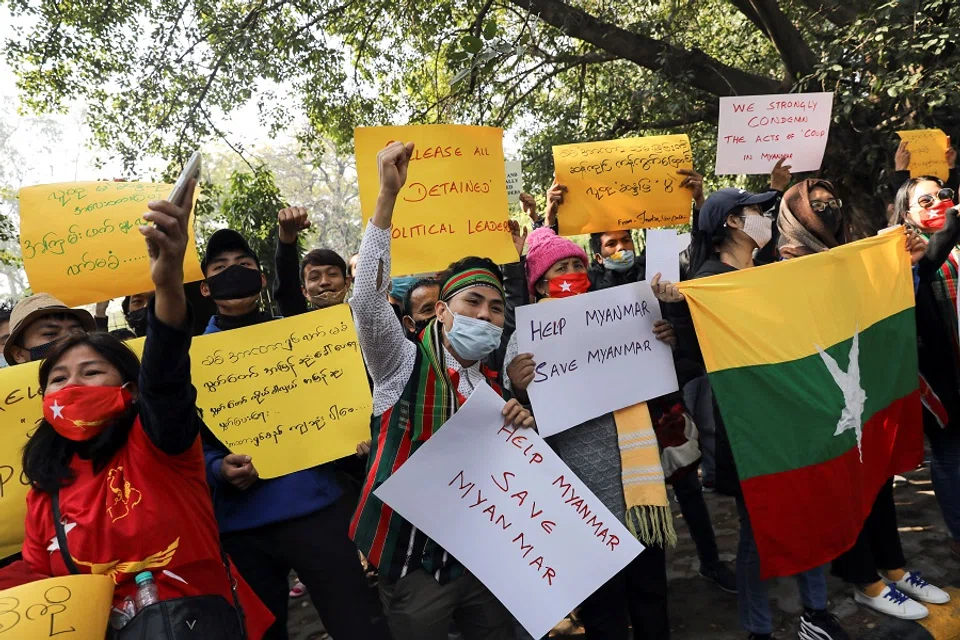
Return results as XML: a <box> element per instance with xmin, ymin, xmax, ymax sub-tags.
<box><xmin>349</xmin><ymin>140</ymin><xmax>533</xmax><ymax>640</ymax></box>
<box><xmin>895</xmin><ymin>177</ymin><xmax>960</xmax><ymax>563</ymax></box>
<box><xmin>504</xmin><ymin>226</ymin><xmax>677</xmax><ymax>639</ymax></box>
<box><xmin>18</xmin><ymin>179</ymin><xmax>275</xmax><ymax>638</ymax></box>
<box><xmin>198</xmin><ymin>227</ymin><xmax>388</xmax><ymax>640</ymax></box>
<box><xmin>652</xmin><ymin>188</ymin><xmax>849</xmax><ymax>640</ymax></box>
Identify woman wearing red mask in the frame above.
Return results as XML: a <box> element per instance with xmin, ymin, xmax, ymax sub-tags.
<box><xmin>19</xmin><ymin>180</ymin><xmax>273</xmax><ymax>638</ymax></box>
<box><xmin>895</xmin><ymin>176</ymin><xmax>960</xmax><ymax>562</ymax></box>
<box><xmin>504</xmin><ymin>227</ymin><xmax>677</xmax><ymax>640</ymax></box>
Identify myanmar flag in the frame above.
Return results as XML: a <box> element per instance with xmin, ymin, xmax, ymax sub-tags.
<box><xmin>678</xmin><ymin>232</ymin><xmax>923</xmax><ymax>579</ymax></box>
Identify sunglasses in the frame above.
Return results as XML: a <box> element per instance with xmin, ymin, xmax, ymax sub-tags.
<box><xmin>810</xmin><ymin>199</ymin><xmax>842</xmax><ymax>213</ymax></box>
<box><xmin>917</xmin><ymin>188</ymin><xmax>955</xmax><ymax>209</ymax></box>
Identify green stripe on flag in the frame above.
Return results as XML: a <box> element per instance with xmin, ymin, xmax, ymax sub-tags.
<box><xmin>710</xmin><ymin>307</ymin><xmax>917</xmax><ymax>480</ymax></box>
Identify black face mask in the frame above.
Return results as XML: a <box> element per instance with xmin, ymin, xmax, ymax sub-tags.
<box><xmin>125</xmin><ymin>308</ymin><xmax>148</xmax><ymax>336</ymax></box>
<box><xmin>817</xmin><ymin>208</ymin><xmax>841</xmax><ymax>234</ymax></box>
<box><xmin>29</xmin><ymin>340</ymin><xmax>57</xmax><ymax>361</ymax></box>
<box><xmin>205</xmin><ymin>264</ymin><xmax>263</xmax><ymax>301</ymax></box>
<box><xmin>410</xmin><ymin>317</ymin><xmax>433</xmax><ymax>338</ymax></box>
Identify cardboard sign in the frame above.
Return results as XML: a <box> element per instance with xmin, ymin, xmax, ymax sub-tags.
<box><xmin>374</xmin><ymin>384</ymin><xmax>643</xmax><ymax>639</ymax></box>
<box><xmin>516</xmin><ymin>282</ymin><xmax>679</xmax><ymax>437</ymax></box>
<box><xmin>0</xmin><ymin>361</ymin><xmax>42</xmax><ymax>560</ymax></box>
<box><xmin>715</xmin><ymin>92</ymin><xmax>834</xmax><ymax>175</ymax></box>
<box><xmin>190</xmin><ymin>305</ymin><xmax>372</xmax><ymax>478</ymax></box>
<box><xmin>645</xmin><ymin>229</ymin><xmax>691</xmax><ymax>285</ymax></box>
<box><xmin>505</xmin><ymin>160</ymin><xmax>523</xmax><ymax>204</ymax></box>
<box><xmin>0</xmin><ymin>574</ymin><xmax>115</xmax><ymax>639</ymax></box>
<box><xmin>897</xmin><ymin>129</ymin><xmax>950</xmax><ymax>180</ymax></box>
<box><xmin>18</xmin><ymin>182</ymin><xmax>204</xmax><ymax>306</ymax></box>
<box><xmin>552</xmin><ymin>135</ymin><xmax>693</xmax><ymax>235</ymax></box>
<box><xmin>355</xmin><ymin>125</ymin><xmax>518</xmax><ymax>276</ymax></box>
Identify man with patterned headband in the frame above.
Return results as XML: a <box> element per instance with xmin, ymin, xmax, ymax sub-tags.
<box><xmin>350</xmin><ymin>140</ymin><xmax>534</xmax><ymax>640</ymax></box>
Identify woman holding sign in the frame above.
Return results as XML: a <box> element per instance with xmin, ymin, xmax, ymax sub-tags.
<box><xmin>503</xmin><ymin>227</ymin><xmax>678</xmax><ymax>640</ymax></box>
<box><xmin>19</xmin><ymin>180</ymin><xmax>274</xmax><ymax>638</ymax></box>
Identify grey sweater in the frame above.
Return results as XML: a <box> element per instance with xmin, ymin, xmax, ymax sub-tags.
<box><xmin>503</xmin><ymin>332</ymin><xmax>627</xmax><ymax>523</ymax></box>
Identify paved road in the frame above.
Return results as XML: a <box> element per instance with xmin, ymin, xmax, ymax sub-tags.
<box><xmin>288</xmin><ymin>463</ymin><xmax>960</xmax><ymax>639</ymax></box>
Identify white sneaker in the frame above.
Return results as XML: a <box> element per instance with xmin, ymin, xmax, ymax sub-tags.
<box><xmin>854</xmin><ymin>586</ymin><xmax>928</xmax><ymax>620</ymax></box>
<box><xmin>892</xmin><ymin>571</ymin><xmax>951</xmax><ymax>604</ymax></box>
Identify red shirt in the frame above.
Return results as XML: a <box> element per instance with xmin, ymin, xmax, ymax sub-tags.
<box><xmin>22</xmin><ymin>418</ymin><xmax>273</xmax><ymax>638</ymax></box>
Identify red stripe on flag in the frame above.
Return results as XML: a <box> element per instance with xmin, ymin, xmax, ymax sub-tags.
<box><xmin>742</xmin><ymin>390</ymin><xmax>923</xmax><ymax>580</ymax></box>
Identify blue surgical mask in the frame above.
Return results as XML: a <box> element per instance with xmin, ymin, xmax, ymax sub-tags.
<box><xmin>0</xmin><ymin>356</ymin><xmax>7</xmax><ymax>369</ymax></box>
<box><xmin>603</xmin><ymin>249</ymin><xmax>635</xmax><ymax>272</ymax></box>
<box><xmin>442</xmin><ymin>303</ymin><xmax>503</xmax><ymax>361</ymax></box>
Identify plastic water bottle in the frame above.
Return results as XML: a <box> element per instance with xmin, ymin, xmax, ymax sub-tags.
<box><xmin>134</xmin><ymin>571</ymin><xmax>160</xmax><ymax>611</ymax></box>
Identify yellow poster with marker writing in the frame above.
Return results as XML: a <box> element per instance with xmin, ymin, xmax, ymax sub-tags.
<box><xmin>552</xmin><ymin>135</ymin><xmax>694</xmax><ymax>236</ymax></box>
<box><xmin>0</xmin><ymin>361</ymin><xmax>42</xmax><ymax>560</ymax></box>
<box><xmin>897</xmin><ymin>129</ymin><xmax>950</xmax><ymax>180</ymax></box>
<box><xmin>190</xmin><ymin>304</ymin><xmax>372</xmax><ymax>478</ymax></box>
<box><xmin>0</xmin><ymin>574</ymin><xmax>114</xmax><ymax>639</ymax></box>
<box><xmin>355</xmin><ymin>125</ymin><xmax>518</xmax><ymax>276</ymax></box>
<box><xmin>18</xmin><ymin>182</ymin><xmax>204</xmax><ymax>307</ymax></box>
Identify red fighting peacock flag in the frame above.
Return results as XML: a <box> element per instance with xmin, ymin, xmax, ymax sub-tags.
<box><xmin>678</xmin><ymin>231</ymin><xmax>924</xmax><ymax>578</ymax></box>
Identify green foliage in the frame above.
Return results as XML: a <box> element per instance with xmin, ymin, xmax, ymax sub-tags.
<box><xmin>218</xmin><ymin>165</ymin><xmax>287</xmax><ymax>285</ymax></box>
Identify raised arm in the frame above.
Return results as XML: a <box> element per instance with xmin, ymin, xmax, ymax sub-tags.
<box><xmin>274</xmin><ymin>206</ymin><xmax>311</xmax><ymax>317</ymax></box>
<box><xmin>137</xmin><ymin>179</ymin><xmax>201</xmax><ymax>455</ymax></box>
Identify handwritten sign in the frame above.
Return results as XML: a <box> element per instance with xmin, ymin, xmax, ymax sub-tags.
<box><xmin>355</xmin><ymin>125</ymin><xmax>517</xmax><ymax>276</ymax></box>
<box><xmin>715</xmin><ymin>92</ymin><xmax>834</xmax><ymax>175</ymax></box>
<box><xmin>18</xmin><ymin>182</ymin><xmax>204</xmax><ymax>307</ymax></box>
<box><xmin>0</xmin><ymin>361</ymin><xmax>41</xmax><ymax>560</ymax></box>
<box><xmin>190</xmin><ymin>305</ymin><xmax>372</xmax><ymax>478</ymax></box>
<box><xmin>375</xmin><ymin>384</ymin><xmax>642</xmax><ymax>639</ymax></box>
<box><xmin>505</xmin><ymin>160</ymin><xmax>523</xmax><ymax>205</ymax></box>
<box><xmin>897</xmin><ymin>129</ymin><xmax>950</xmax><ymax>180</ymax></box>
<box><xmin>552</xmin><ymin>135</ymin><xmax>693</xmax><ymax>236</ymax></box>
<box><xmin>516</xmin><ymin>282</ymin><xmax>679</xmax><ymax>437</ymax></box>
<box><xmin>0</xmin><ymin>574</ymin><xmax>114</xmax><ymax>639</ymax></box>
<box><xmin>645</xmin><ymin>229</ymin><xmax>691</xmax><ymax>285</ymax></box>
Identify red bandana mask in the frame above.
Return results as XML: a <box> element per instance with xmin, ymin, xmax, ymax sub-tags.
<box><xmin>43</xmin><ymin>384</ymin><xmax>133</xmax><ymax>441</ymax></box>
<box><xmin>548</xmin><ymin>272</ymin><xmax>591</xmax><ymax>299</ymax></box>
<box><xmin>918</xmin><ymin>199</ymin><xmax>956</xmax><ymax>231</ymax></box>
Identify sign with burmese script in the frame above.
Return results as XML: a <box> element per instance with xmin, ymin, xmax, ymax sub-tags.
<box><xmin>0</xmin><ymin>361</ymin><xmax>42</xmax><ymax>560</ymax></box>
<box><xmin>18</xmin><ymin>181</ymin><xmax>204</xmax><ymax>306</ymax></box>
<box><xmin>897</xmin><ymin>129</ymin><xmax>950</xmax><ymax>181</ymax></box>
<box><xmin>516</xmin><ymin>282</ymin><xmax>678</xmax><ymax>437</ymax></box>
<box><xmin>375</xmin><ymin>384</ymin><xmax>642</xmax><ymax>639</ymax></box>
<box><xmin>715</xmin><ymin>92</ymin><xmax>834</xmax><ymax>175</ymax></box>
<box><xmin>0</xmin><ymin>574</ymin><xmax>115</xmax><ymax>639</ymax></box>
<box><xmin>355</xmin><ymin>125</ymin><xmax>517</xmax><ymax>276</ymax></box>
<box><xmin>552</xmin><ymin>134</ymin><xmax>693</xmax><ymax>236</ymax></box>
<box><xmin>191</xmin><ymin>305</ymin><xmax>372</xmax><ymax>478</ymax></box>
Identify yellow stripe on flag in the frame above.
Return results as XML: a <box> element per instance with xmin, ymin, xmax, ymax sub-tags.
<box><xmin>677</xmin><ymin>231</ymin><xmax>913</xmax><ymax>372</ymax></box>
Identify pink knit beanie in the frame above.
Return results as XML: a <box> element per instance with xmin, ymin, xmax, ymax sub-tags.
<box><xmin>525</xmin><ymin>227</ymin><xmax>590</xmax><ymax>295</ymax></box>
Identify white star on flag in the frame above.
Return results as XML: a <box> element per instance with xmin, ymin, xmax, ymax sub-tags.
<box><xmin>816</xmin><ymin>325</ymin><xmax>867</xmax><ymax>461</ymax></box>
<box><xmin>50</xmin><ymin>400</ymin><xmax>65</xmax><ymax>420</ymax></box>
<box><xmin>559</xmin><ymin>280</ymin><xmax>573</xmax><ymax>292</ymax></box>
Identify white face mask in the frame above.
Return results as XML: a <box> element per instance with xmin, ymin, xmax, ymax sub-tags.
<box><xmin>741</xmin><ymin>215</ymin><xmax>772</xmax><ymax>250</ymax></box>
<box><xmin>441</xmin><ymin>302</ymin><xmax>503</xmax><ymax>361</ymax></box>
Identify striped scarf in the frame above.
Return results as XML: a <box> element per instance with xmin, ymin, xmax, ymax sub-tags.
<box><xmin>614</xmin><ymin>403</ymin><xmax>677</xmax><ymax>547</ymax></box>
<box><xmin>923</xmin><ymin>233</ymin><xmax>960</xmax><ymax>376</ymax></box>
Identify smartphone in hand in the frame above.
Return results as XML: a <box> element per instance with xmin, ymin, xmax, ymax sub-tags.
<box><xmin>146</xmin><ymin>151</ymin><xmax>202</xmax><ymax>259</ymax></box>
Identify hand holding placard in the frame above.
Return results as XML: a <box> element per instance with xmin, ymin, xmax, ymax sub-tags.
<box><xmin>896</xmin><ymin>129</ymin><xmax>951</xmax><ymax>180</ymax></box>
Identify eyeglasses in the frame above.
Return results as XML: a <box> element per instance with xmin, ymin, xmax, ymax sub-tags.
<box><xmin>810</xmin><ymin>199</ymin><xmax>842</xmax><ymax>213</ymax></box>
<box><xmin>917</xmin><ymin>188</ymin><xmax>955</xmax><ymax>209</ymax></box>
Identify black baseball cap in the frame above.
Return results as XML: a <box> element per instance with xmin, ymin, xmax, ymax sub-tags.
<box><xmin>201</xmin><ymin>229</ymin><xmax>260</xmax><ymax>274</ymax></box>
<box><xmin>698</xmin><ymin>188</ymin><xmax>779</xmax><ymax>235</ymax></box>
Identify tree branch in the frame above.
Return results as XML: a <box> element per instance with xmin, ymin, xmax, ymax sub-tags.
<box><xmin>795</xmin><ymin>0</ymin><xmax>861</xmax><ymax>27</ymax></box>
<box><xmin>508</xmin><ymin>0</ymin><xmax>782</xmax><ymax>96</ymax></box>
<box><xmin>728</xmin><ymin>0</ymin><xmax>817</xmax><ymax>79</ymax></box>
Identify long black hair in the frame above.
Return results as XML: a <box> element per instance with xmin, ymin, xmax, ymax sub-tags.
<box><xmin>687</xmin><ymin>206</ymin><xmax>746</xmax><ymax>278</ymax></box>
<box><xmin>22</xmin><ymin>332</ymin><xmax>141</xmax><ymax>494</ymax></box>
<box><xmin>894</xmin><ymin>175</ymin><xmax>945</xmax><ymax>223</ymax></box>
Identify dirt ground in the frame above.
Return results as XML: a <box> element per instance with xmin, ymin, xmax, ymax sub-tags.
<box><xmin>288</xmin><ymin>463</ymin><xmax>959</xmax><ymax>640</ymax></box>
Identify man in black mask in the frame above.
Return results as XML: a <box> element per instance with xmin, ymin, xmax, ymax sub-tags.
<box><xmin>121</xmin><ymin>291</ymin><xmax>154</xmax><ymax>336</ymax></box>
<box><xmin>4</xmin><ymin>293</ymin><xmax>96</xmax><ymax>365</ymax></box>
<box><xmin>400</xmin><ymin>277</ymin><xmax>440</xmax><ymax>339</ymax></box>
<box><xmin>198</xmin><ymin>228</ymin><xmax>390</xmax><ymax>640</ymax></box>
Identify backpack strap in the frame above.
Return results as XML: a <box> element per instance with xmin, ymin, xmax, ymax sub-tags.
<box><xmin>51</xmin><ymin>489</ymin><xmax>82</xmax><ymax>575</ymax></box>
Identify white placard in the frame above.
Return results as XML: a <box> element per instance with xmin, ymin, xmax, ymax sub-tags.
<box><xmin>505</xmin><ymin>160</ymin><xmax>523</xmax><ymax>204</ymax></box>
<box><xmin>516</xmin><ymin>282</ymin><xmax>679</xmax><ymax>437</ymax></box>
<box><xmin>374</xmin><ymin>385</ymin><xmax>643</xmax><ymax>639</ymax></box>
<box><xmin>645</xmin><ymin>229</ymin><xmax>691</xmax><ymax>284</ymax></box>
<box><xmin>715</xmin><ymin>92</ymin><xmax>834</xmax><ymax>175</ymax></box>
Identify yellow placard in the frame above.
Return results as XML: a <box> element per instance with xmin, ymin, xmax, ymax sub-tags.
<box><xmin>18</xmin><ymin>182</ymin><xmax>204</xmax><ymax>306</ymax></box>
<box><xmin>552</xmin><ymin>135</ymin><xmax>694</xmax><ymax>236</ymax></box>
<box><xmin>355</xmin><ymin>125</ymin><xmax>518</xmax><ymax>276</ymax></box>
<box><xmin>0</xmin><ymin>574</ymin><xmax>114</xmax><ymax>638</ymax></box>
<box><xmin>190</xmin><ymin>305</ymin><xmax>372</xmax><ymax>478</ymax></box>
<box><xmin>897</xmin><ymin>129</ymin><xmax>950</xmax><ymax>180</ymax></box>
<box><xmin>0</xmin><ymin>361</ymin><xmax>42</xmax><ymax>560</ymax></box>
